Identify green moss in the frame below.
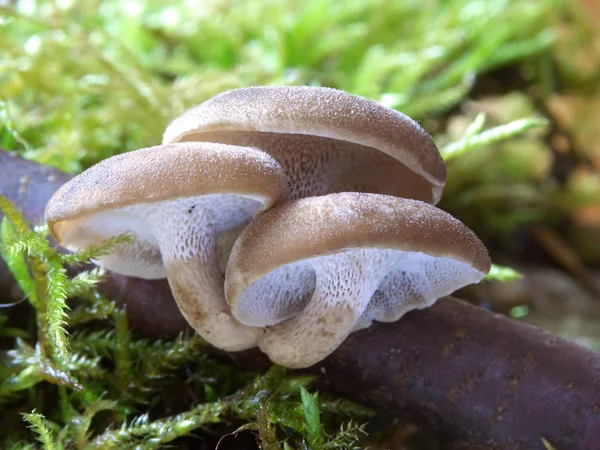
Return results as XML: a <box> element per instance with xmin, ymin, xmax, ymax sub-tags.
<box><xmin>1</xmin><ymin>0</ymin><xmax>559</xmax><ymax>170</ymax></box>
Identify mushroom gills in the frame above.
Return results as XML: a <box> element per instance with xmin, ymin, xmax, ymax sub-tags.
<box><xmin>59</xmin><ymin>194</ymin><xmax>264</xmax><ymax>351</ymax></box>
<box><xmin>232</xmin><ymin>248</ymin><xmax>485</xmax><ymax>367</ymax></box>
<box><xmin>181</xmin><ymin>131</ymin><xmax>435</xmax><ymax>202</ymax></box>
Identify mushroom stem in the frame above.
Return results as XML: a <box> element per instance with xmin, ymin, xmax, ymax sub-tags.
<box><xmin>142</xmin><ymin>200</ymin><xmax>260</xmax><ymax>351</ymax></box>
<box><xmin>258</xmin><ymin>250</ymin><xmax>396</xmax><ymax>368</ymax></box>
<box><xmin>164</xmin><ymin>257</ymin><xmax>258</xmax><ymax>351</ymax></box>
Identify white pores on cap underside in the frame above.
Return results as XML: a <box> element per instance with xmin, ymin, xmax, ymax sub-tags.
<box><xmin>231</xmin><ymin>248</ymin><xmax>486</xmax><ymax>368</ymax></box>
<box><xmin>60</xmin><ymin>194</ymin><xmax>265</xmax><ymax>351</ymax></box>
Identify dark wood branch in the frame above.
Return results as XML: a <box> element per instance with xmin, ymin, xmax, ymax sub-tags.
<box><xmin>0</xmin><ymin>151</ymin><xmax>190</xmax><ymax>337</ymax></box>
<box><xmin>1</xmin><ymin>150</ymin><xmax>599</xmax><ymax>449</ymax></box>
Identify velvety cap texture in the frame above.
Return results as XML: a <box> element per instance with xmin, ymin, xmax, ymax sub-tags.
<box><xmin>163</xmin><ymin>86</ymin><xmax>446</xmax><ymax>191</ymax></box>
<box><xmin>45</xmin><ymin>142</ymin><xmax>288</xmax><ymax>239</ymax></box>
<box><xmin>226</xmin><ymin>192</ymin><xmax>491</xmax><ymax>302</ymax></box>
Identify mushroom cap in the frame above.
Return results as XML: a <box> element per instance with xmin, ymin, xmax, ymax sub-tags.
<box><xmin>225</xmin><ymin>192</ymin><xmax>490</xmax><ymax>327</ymax></box>
<box><xmin>45</xmin><ymin>142</ymin><xmax>288</xmax><ymax>278</ymax></box>
<box><xmin>162</xmin><ymin>86</ymin><xmax>447</xmax><ymax>203</ymax></box>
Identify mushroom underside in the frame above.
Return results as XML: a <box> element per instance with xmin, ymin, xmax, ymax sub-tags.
<box><xmin>230</xmin><ymin>248</ymin><xmax>484</xmax><ymax>367</ymax></box>
<box><xmin>55</xmin><ymin>210</ymin><xmax>166</xmax><ymax>279</ymax></box>
<box><xmin>56</xmin><ymin>194</ymin><xmax>266</xmax><ymax>350</ymax></box>
<box><xmin>54</xmin><ymin>194</ymin><xmax>263</xmax><ymax>279</ymax></box>
<box><xmin>178</xmin><ymin>131</ymin><xmax>438</xmax><ymax>202</ymax></box>
<box><xmin>231</xmin><ymin>248</ymin><xmax>485</xmax><ymax>329</ymax></box>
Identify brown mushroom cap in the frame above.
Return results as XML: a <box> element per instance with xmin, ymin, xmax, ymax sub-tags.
<box><xmin>225</xmin><ymin>192</ymin><xmax>490</xmax><ymax>367</ymax></box>
<box><xmin>45</xmin><ymin>142</ymin><xmax>289</xmax><ymax>351</ymax></box>
<box><xmin>45</xmin><ymin>142</ymin><xmax>288</xmax><ymax>278</ymax></box>
<box><xmin>226</xmin><ymin>193</ymin><xmax>490</xmax><ymax>303</ymax></box>
<box><xmin>162</xmin><ymin>86</ymin><xmax>446</xmax><ymax>203</ymax></box>
<box><xmin>46</xmin><ymin>143</ymin><xmax>287</xmax><ymax>238</ymax></box>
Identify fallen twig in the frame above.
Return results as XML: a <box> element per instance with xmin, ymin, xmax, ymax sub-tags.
<box><xmin>1</xmin><ymin>150</ymin><xmax>599</xmax><ymax>449</ymax></box>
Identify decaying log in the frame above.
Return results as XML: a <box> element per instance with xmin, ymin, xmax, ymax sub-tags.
<box><xmin>1</xmin><ymin>150</ymin><xmax>599</xmax><ymax>450</ymax></box>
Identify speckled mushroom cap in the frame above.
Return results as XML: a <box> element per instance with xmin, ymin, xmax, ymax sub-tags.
<box><xmin>45</xmin><ymin>142</ymin><xmax>288</xmax><ymax>278</ymax></box>
<box><xmin>225</xmin><ymin>192</ymin><xmax>490</xmax><ymax>368</ymax></box>
<box><xmin>45</xmin><ymin>142</ymin><xmax>289</xmax><ymax>352</ymax></box>
<box><xmin>162</xmin><ymin>86</ymin><xmax>447</xmax><ymax>203</ymax></box>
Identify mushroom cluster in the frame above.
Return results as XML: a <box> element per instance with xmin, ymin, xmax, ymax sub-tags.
<box><xmin>45</xmin><ymin>86</ymin><xmax>491</xmax><ymax>368</ymax></box>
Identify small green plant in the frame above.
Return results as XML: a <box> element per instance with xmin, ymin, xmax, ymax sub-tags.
<box><xmin>441</xmin><ymin>114</ymin><xmax>549</xmax><ymax>161</ymax></box>
<box><xmin>486</xmin><ymin>264</ymin><xmax>524</xmax><ymax>282</ymax></box>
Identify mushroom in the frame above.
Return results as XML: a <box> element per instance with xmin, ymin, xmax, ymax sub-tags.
<box><xmin>225</xmin><ymin>192</ymin><xmax>491</xmax><ymax>368</ymax></box>
<box><xmin>162</xmin><ymin>86</ymin><xmax>446</xmax><ymax>203</ymax></box>
<box><xmin>45</xmin><ymin>142</ymin><xmax>289</xmax><ymax>351</ymax></box>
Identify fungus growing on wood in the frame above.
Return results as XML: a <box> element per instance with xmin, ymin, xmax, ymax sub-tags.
<box><xmin>45</xmin><ymin>142</ymin><xmax>288</xmax><ymax>351</ymax></box>
<box><xmin>225</xmin><ymin>193</ymin><xmax>490</xmax><ymax>367</ymax></box>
